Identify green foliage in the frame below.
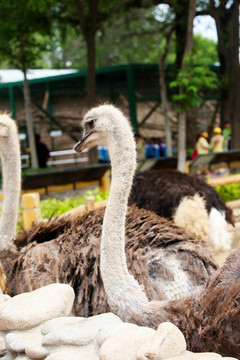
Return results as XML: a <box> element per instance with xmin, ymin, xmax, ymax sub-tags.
<box><xmin>17</xmin><ymin>1</ymin><xmax>218</xmax><ymax>70</ymax></box>
<box><xmin>193</xmin><ymin>35</ymin><xmax>218</xmax><ymax>65</ymax></box>
<box><xmin>96</xmin><ymin>6</ymin><xmax>175</xmax><ymax>67</ymax></box>
<box><xmin>215</xmin><ymin>182</ymin><xmax>240</xmax><ymax>202</ymax></box>
<box><xmin>0</xmin><ymin>0</ymin><xmax>52</xmax><ymax>69</ymax></box>
<box><xmin>40</xmin><ymin>197</ymin><xmax>85</xmax><ymax>218</ymax></box>
<box><xmin>186</xmin><ymin>147</ymin><xmax>194</xmax><ymax>155</ymax></box>
<box><xmin>170</xmin><ymin>54</ymin><xmax>218</xmax><ymax>111</ymax></box>
<box><xmin>0</xmin><ymin>0</ymin><xmax>220</xmax><ymax>70</ymax></box>
<box><xmin>0</xmin><ymin>187</ymin><xmax>109</xmax><ymax>232</ymax></box>
<box><xmin>40</xmin><ymin>187</ymin><xmax>109</xmax><ymax>219</ymax></box>
<box><xmin>17</xmin><ymin>221</ymin><xmax>24</xmax><ymax>233</ymax></box>
<box><xmin>22</xmin><ymin>167</ymin><xmax>55</xmax><ymax>179</ymax></box>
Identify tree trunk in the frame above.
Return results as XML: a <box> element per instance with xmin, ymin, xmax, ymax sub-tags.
<box><xmin>23</xmin><ymin>72</ymin><xmax>39</xmax><ymax>169</ymax></box>
<box><xmin>86</xmin><ymin>27</ymin><xmax>98</xmax><ymax>164</ymax></box>
<box><xmin>177</xmin><ymin>0</ymin><xmax>196</xmax><ymax>172</ymax></box>
<box><xmin>177</xmin><ymin>111</ymin><xmax>187</xmax><ymax>172</ymax></box>
<box><xmin>86</xmin><ymin>27</ymin><xmax>96</xmax><ymax>108</ymax></box>
<box><xmin>210</xmin><ymin>0</ymin><xmax>240</xmax><ymax>149</ymax></box>
<box><xmin>174</xmin><ymin>0</ymin><xmax>189</xmax><ymax>69</ymax></box>
<box><xmin>186</xmin><ymin>108</ymin><xmax>197</xmax><ymax>149</ymax></box>
<box><xmin>72</xmin><ymin>0</ymin><xmax>99</xmax><ymax>163</ymax></box>
<box><xmin>159</xmin><ymin>53</ymin><xmax>172</xmax><ymax>156</ymax></box>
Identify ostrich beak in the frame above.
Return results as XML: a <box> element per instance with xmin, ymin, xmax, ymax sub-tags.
<box><xmin>73</xmin><ymin>131</ymin><xmax>95</xmax><ymax>153</ymax></box>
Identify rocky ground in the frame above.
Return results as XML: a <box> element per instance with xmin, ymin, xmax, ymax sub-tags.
<box><xmin>0</xmin><ymin>283</ymin><xmax>237</xmax><ymax>360</ymax></box>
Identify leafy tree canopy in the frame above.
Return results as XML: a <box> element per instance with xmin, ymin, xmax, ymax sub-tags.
<box><xmin>28</xmin><ymin>3</ymin><xmax>218</xmax><ymax>70</ymax></box>
<box><xmin>0</xmin><ymin>0</ymin><xmax>52</xmax><ymax>70</ymax></box>
<box><xmin>170</xmin><ymin>53</ymin><xmax>218</xmax><ymax>111</ymax></box>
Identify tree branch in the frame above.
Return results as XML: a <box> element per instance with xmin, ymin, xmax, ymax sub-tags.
<box><xmin>71</xmin><ymin>0</ymin><xmax>86</xmax><ymax>36</ymax></box>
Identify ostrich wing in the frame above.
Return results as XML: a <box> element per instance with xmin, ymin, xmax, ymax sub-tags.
<box><xmin>6</xmin><ymin>206</ymin><xmax>217</xmax><ymax>317</ymax></box>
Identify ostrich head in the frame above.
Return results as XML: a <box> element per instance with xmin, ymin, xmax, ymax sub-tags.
<box><xmin>74</xmin><ymin>104</ymin><xmax>135</xmax><ymax>157</ymax></box>
<box><xmin>74</xmin><ymin>105</ymin><xmax>115</xmax><ymax>152</ymax></box>
<box><xmin>0</xmin><ymin>114</ymin><xmax>14</xmax><ymax>154</ymax></box>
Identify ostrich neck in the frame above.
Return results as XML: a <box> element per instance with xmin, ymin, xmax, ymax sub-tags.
<box><xmin>0</xmin><ymin>136</ymin><xmax>21</xmax><ymax>252</ymax></box>
<box><xmin>100</xmin><ymin>131</ymin><xmax>149</xmax><ymax>319</ymax></box>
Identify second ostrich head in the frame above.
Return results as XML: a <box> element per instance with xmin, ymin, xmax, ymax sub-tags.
<box><xmin>74</xmin><ymin>104</ymin><xmax>136</xmax><ymax>166</ymax></box>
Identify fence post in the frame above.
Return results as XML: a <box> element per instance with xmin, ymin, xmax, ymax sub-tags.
<box><xmin>86</xmin><ymin>196</ymin><xmax>95</xmax><ymax>212</ymax></box>
<box><xmin>100</xmin><ymin>170</ymin><xmax>111</xmax><ymax>192</ymax></box>
<box><xmin>185</xmin><ymin>161</ymin><xmax>190</xmax><ymax>173</ymax></box>
<box><xmin>22</xmin><ymin>193</ymin><xmax>42</xmax><ymax>229</ymax></box>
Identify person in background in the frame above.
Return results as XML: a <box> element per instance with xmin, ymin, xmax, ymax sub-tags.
<box><xmin>153</xmin><ymin>138</ymin><xmax>160</xmax><ymax>158</ymax></box>
<box><xmin>35</xmin><ymin>134</ymin><xmax>50</xmax><ymax>168</ymax></box>
<box><xmin>191</xmin><ymin>134</ymin><xmax>200</xmax><ymax>160</ymax></box>
<box><xmin>210</xmin><ymin>127</ymin><xmax>224</xmax><ymax>153</ymax></box>
<box><xmin>196</xmin><ymin>131</ymin><xmax>209</xmax><ymax>155</ymax></box>
<box><xmin>98</xmin><ymin>145</ymin><xmax>109</xmax><ymax>163</ymax></box>
<box><xmin>159</xmin><ymin>136</ymin><xmax>167</xmax><ymax>157</ymax></box>
<box><xmin>223</xmin><ymin>121</ymin><xmax>231</xmax><ymax>150</ymax></box>
<box><xmin>145</xmin><ymin>138</ymin><xmax>156</xmax><ymax>158</ymax></box>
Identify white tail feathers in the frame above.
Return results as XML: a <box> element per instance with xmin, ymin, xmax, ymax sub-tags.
<box><xmin>173</xmin><ymin>194</ymin><xmax>232</xmax><ymax>252</ymax></box>
<box><xmin>173</xmin><ymin>194</ymin><xmax>209</xmax><ymax>241</ymax></box>
<box><xmin>208</xmin><ymin>208</ymin><xmax>233</xmax><ymax>252</ymax></box>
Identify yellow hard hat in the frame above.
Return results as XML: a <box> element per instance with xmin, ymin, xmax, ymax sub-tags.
<box><xmin>200</xmin><ymin>131</ymin><xmax>208</xmax><ymax>138</ymax></box>
<box><xmin>213</xmin><ymin>127</ymin><xmax>222</xmax><ymax>134</ymax></box>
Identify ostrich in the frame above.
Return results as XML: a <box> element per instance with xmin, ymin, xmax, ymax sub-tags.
<box><xmin>0</xmin><ymin>114</ymin><xmax>21</xmax><ymax>260</ymax></box>
<box><xmin>129</xmin><ymin>169</ymin><xmax>234</xmax><ymax>252</ymax></box>
<box><xmin>0</xmin><ymin>113</ymin><xmax>21</xmax><ymax>292</ymax></box>
<box><xmin>74</xmin><ymin>104</ymin><xmax>240</xmax><ymax>357</ymax></box>
<box><xmin>4</xmin><ymin>108</ymin><xmax>217</xmax><ymax>318</ymax></box>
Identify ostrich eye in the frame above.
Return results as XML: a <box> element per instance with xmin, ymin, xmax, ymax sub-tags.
<box><xmin>85</xmin><ymin>119</ymin><xmax>96</xmax><ymax>131</ymax></box>
<box><xmin>89</xmin><ymin>120</ymin><xmax>94</xmax><ymax>128</ymax></box>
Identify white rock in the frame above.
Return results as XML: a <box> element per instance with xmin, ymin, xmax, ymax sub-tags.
<box><xmin>97</xmin><ymin>322</ymin><xmax>135</xmax><ymax>347</ymax></box>
<box><xmin>187</xmin><ymin>352</ymin><xmax>222</xmax><ymax>359</ymax></box>
<box><xmin>222</xmin><ymin>358</ymin><xmax>238</xmax><ymax>360</ymax></box>
<box><xmin>25</xmin><ymin>344</ymin><xmax>49</xmax><ymax>359</ymax></box>
<box><xmin>41</xmin><ymin>316</ymin><xmax>86</xmax><ymax>335</ymax></box>
<box><xmin>0</xmin><ymin>330</ymin><xmax>7</xmax><ymax>337</ymax></box>
<box><xmin>26</xmin><ymin>314</ymin><xmax>117</xmax><ymax>360</ymax></box>
<box><xmin>45</xmin><ymin>347</ymin><xmax>99</xmax><ymax>360</ymax></box>
<box><xmin>43</xmin><ymin>313</ymin><xmax>121</xmax><ymax>347</ymax></box>
<box><xmin>99</xmin><ymin>325</ymin><xmax>155</xmax><ymax>360</ymax></box>
<box><xmin>0</xmin><ymin>353</ymin><xmax>16</xmax><ymax>359</ymax></box>
<box><xmin>0</xmin><ymin>334</ymin><xmax>6</xmax><ymax>354</ymax></box>
<box><xmin>5</xmin><ymin>325</ymin><xmax>42</xmax><ymax>353</ymax></box>
<box><xmin>137</xmin><ymin>322</ymin><xmax>186</xmax><ymax>360</ymax></box>
<box><xmin>167</xmin><ymin>351</ymin><xmax>222</xmax><ymax>359</ymax></box>
<box><xmin>0</xmin><ymin>284</ymin><xmax>75</xmax><ymax>331</ymax></box>
<box><xmin>0</xmin><ymin>294</ymin><xmax>11</xmax><ymax>304</ymax></box>
<box><xmin>15</xmin><ymin>355</ymin><xmax>32</xmax><ymax>360</ymax></box>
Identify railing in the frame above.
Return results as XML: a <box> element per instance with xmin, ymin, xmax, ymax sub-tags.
<box><xmin>21</xmin><ymin>149</ymin><xmax>89</xmax><ymax>169</ymax></box>
<box><xmin>47</xmin><ymin>149</ymin><xmax>88</xmax><ymax>167</ymax></box>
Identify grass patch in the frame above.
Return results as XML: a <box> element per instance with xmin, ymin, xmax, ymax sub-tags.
<box><xmin>40</xmin><ymin>187</ymin><xmax>109</xmax><ymax>219</ymax></box>
<box><xmin>215</xmin><ymin>182</ymin><xmax>240</xmax><ymax>202</ymax></box>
